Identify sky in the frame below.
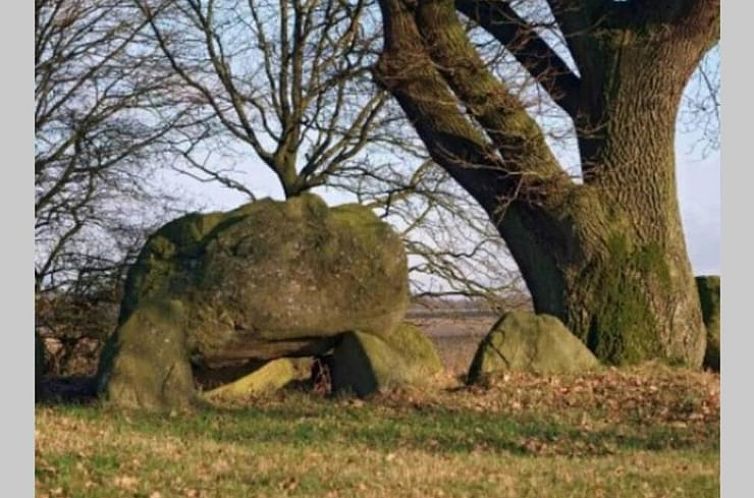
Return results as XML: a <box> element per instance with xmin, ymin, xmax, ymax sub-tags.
<box><xmin>675</xmin><ymin>134</ymin><xmax>721</xmax><ymax>275</ymax></box>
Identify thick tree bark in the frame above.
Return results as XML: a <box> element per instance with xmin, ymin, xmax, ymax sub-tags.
<box><xmin>374</xmin><ymin>0</ymin><xmax>718</xmax><ymax>366</ymax></box>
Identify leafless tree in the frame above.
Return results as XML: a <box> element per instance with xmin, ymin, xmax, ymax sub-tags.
<box><xmin>35</xmin><ymin>0</ymin><xmax>202</xmax><ymax>296</ymax></box>
<box><xmin>35</xmin><ymin>0</ymin><xmax>210</xmax><ymax>372</ymax></box>
<box><xmin>133</xmin><ymin>0</ymin><xmax>391</xmax><ymax>197</ymax></box>
<box><xmin>131</xmin><ymin>0</ymin><xmax>531</xmax><ymax>309</ymax></box>
<box><xmin>328</xmin><ymin>149</ymin><xmax>530</xmax><ymax>310</ymax></box>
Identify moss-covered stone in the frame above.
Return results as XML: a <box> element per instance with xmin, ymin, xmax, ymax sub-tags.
<box><xmin>695</xmin><ymin>275</ymin><xmax>720</xmax><ymax>371</ymax></box>
<box><xmin>331</xmin><ymin>323</ymin><xmax>443</xmax><ymax>397</ymax></box>
<box><xmin>121</xmin><ymin>193</ymin><xmax>408</xmax><ymax>345</ymax></box>
<box><xmin>98</xmin><ymin>194</ymin><xmax>409</xmax><ymax>409</ymax></box>
<box><xmin>202</xmin><ymin>358</ymin><xmax>314</xmax><ymax>401</ymax></box>
<box><xmin>467</xmin><ymin>311</ymin><xmax>601</xmax><ymax>384</ymax></box>
<box><xmin>98</xmin><ymin>299</ymin><xmax>196</xmax><ymax>411</ymax></box>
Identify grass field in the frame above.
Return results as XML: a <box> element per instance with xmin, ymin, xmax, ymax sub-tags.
<box><xmin>35</xmin><ymin>320</ymin><xmax>719</xmax><ymax>498</ymax></box>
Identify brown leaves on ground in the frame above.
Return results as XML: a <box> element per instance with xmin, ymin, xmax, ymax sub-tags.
<box><xmin>368</xmin><ymin>362</ymin><xmax>719</xmax><ymax>457</ymax></box>
<box><xmin>35</xmin><ymin>362</ymin><xmax>719</xmax><ymax>497</ymax></box>
<box><xmin>373</xmin><ymin>362</ymin><xmax>717</xmax><ymax>420</ymax></box>
<box><xmin>464</xmin><ymin>363</ymin><xmax>718</xmax><ymax>424</ymax></box>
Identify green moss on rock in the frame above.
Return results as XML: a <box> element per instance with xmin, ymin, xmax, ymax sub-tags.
<box><xmin>695</xmin><ymin>275</ymin><xmax>720</xmax><ymax>371</ymax></box>
<box><xmin>331</xmin><ymin>323</ymin><xmax>443</xmax><ymax>397</ymax></box>
<box><xmin>202</xmin><ymin>358</ymin><xmax>314</xmax><ymax>401</ymax></box>
<box><xmin>120</xmin><ymin>193</ymin><xmax>408</xmax><ymax>344</ymax></box>
<box><xmin>98</xmin><ymin>194</ymin><xmax>410</xmax><ymax>409</ymax></box>
<box><xmin>98</xmin><ymin>299</ymin><xmax>196</xmax><ymax>411</ymax></box>
<box><xmin>467</xmin><ymin>311</ymin><xmax>600</xmax><ymax>384</ymax></box>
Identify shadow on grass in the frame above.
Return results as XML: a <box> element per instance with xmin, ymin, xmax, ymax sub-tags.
<box><xmin>36</xmin><ymin>376</ymin><xmax>98</xmax><ymax>405</ymax></box>
<box><xmin>42</xmin><ymin>390</ymin><xmax>719</xmax><ymax>458</ymax></box>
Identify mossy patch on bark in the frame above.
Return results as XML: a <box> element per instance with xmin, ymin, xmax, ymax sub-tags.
<box><xmin>584</xmin><ymin>234</ymin><xmax>671</xmax><ymax>365</ymax></box>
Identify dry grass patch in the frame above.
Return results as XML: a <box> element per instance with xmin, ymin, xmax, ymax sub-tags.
<box><xmin>36</xmin><ymin>363</ymin><xmax>719</xmax><ymax>498</ymax></box>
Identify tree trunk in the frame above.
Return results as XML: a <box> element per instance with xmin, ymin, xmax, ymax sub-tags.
<box><xmin>499</xmin><ymin>25</ymin><xmax>710</xmax><ymax>366</ymax></box>
<box><xmin>563</xmin><ymin>227</ymin><xmax>705</xmax><ymax>367</ymax></box>
<box><xmin>374</xmin><ymin>0</ymin><xmax>717</xmax><ymax>367</ymax></box>
<box><xmin>494</xmin><ymin>179</ymin><xmax>704</xmax><ymax>366</ymax></box>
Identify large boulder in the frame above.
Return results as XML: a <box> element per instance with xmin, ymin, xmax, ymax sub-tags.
<box><xmin>97</xmin><ymin>194</ymin><xmax>409</xmax><ymax>409</ymax></box>
<box><xmin>695</xmin><ymin>276</ymin><xmax>720</xmax><ymax>371</ymax></box>
<box><xmin>467</xmin><ymin>312</ymin><xmax>600</xmax><ymax>383</ymax></box>
<box><xmin>331</xmin><ymin>322</ymin><xmax>443</xmax><ymax>397</ymax></box>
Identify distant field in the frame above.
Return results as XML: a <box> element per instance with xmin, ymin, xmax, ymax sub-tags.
<box><xmin>36</xmin><ymin>363</ymin><xmax>719</xmax><ymax>498</ymax></box>
<box><xmin>407</xmin><ymin>315</ymin><xmax>498</xmax><ymax>378</ymax></box>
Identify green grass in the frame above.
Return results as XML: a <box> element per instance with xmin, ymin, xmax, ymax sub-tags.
<box><xmin>35</xmin><ymin>364</ymin><xmax>719</xmax><ymax>498</ymax></box>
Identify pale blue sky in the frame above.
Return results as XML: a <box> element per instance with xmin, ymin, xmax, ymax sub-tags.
<box><xmin>675</xmin><ymin>134</ymin><xmax>721</xmax><ymax>275</ymax></box>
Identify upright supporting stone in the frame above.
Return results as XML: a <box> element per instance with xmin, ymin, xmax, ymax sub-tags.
<box><xmin>98</xmin><ymin>300</ymin><xmax>196</xmax><ymax>411</ymax></box>
<box><xmin>331</xmin><ymin>323</ymin><xmax>443</xmax><ymax>397</ymax></box>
